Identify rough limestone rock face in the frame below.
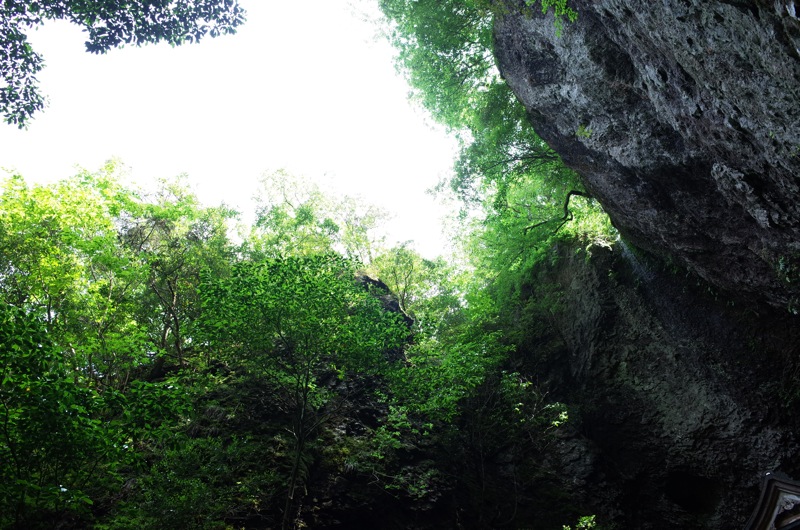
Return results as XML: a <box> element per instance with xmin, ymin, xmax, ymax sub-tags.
<box><xmin>525</xmin><ymin>243</ymin><xmax>800</xmax><ymax>529</ymax></box>
<box><xmin>493</xmin><ymin>0</ymin><xmax>800</xmax><ymax>308</ymax></box>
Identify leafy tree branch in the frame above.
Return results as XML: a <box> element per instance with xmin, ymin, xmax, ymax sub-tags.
<box><xmin>523</xmin><ymin>189</ymin><xmax>593</xmax><ymax>234</ymax></box>
<box><xmin>1</xmin><ymin>0</ymin><xmax>246</xmax><ymax>127</ymax></box>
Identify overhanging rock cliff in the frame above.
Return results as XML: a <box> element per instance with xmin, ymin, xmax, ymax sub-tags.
<box><xmin>493</xmin><ymin>0</ymin><xmax>800</xmax><ymax>308</ymax></box>
<box><xmin>519</xmin><ymin>243</ymin><xmax>800</xmax><ymax>529</ymax></box>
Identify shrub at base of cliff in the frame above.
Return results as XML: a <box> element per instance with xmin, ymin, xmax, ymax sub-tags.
<box><xmin>439</xmin><ymin>370</ymin><xmax>580</xmax><ymax>529</ymax></box>
<box><xmin>99</xmin><ymin>436</ymin><xmax>284</xmax><ymax>530</ymax></box>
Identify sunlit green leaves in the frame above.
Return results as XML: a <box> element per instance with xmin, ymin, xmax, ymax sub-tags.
<box><xmin>246</xmin><ymin>170</ymin><xmax>389</xmax><ymax>262</ymax></box>
<box><xmin>0</xmin><ymin>154</ymin><xmax>591</xmax><ymax>527</ymax></box>
<box><xmin>391</xmin><ymin>331</ymin><xmax>510</xmax><ymax>423</ymax></box>
<box><xmin>0</xmin><ymin>303</ymin><xmax>126</xmax><ymax>528</ymax></box>
<box><xmin>370</xmin><ymin>244</ymin><xmax>466</xmax><ymax>338</ymax></box>
<box><xmin>0</xmin><ymin>167</ymin><xmax>237</xmax><ymax>527</ymax></box>
<box><xmin>380</xmin><ymin>0</ymin><xmax>497</xmax><ymax>130</ymax></box>
<box><xmin>118</xmin><ymin>174</ymin><xmax>237</xmax><ymax>374</ymax></box>
<box><xmin>199</xmin><ymin>253</ymin><xmax>409</xmax><ymax>524</ymax></box>
<box><xmin>0</xmin><ymin>164</ymin><xmax>154</xmax><ymax>388</ymax></box>
<box><xmin>200</xmin><ymin>254</ymin><xmax>408</xmax><ymax>379</ymax></box>
<box><xmin>379</xmin><ymin>0</ymin><xmax>574</xmax><ymax>210</ymax></box>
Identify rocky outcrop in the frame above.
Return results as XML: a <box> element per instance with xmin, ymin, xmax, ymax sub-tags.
<box><xmin>519</xmin><ymin>242</ymin><xmax>800</xmax><ymax>529</ymax></box>
<box><xmin>493</xmin><ymin>0</ymin><xmax>800</xmax><ymax>308</ymax></box>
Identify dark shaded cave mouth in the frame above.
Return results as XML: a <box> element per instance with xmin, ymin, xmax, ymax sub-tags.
<box><xmin>664</xmin><ymin>470</ymin><xmax>723</xmax><ymax>514</ymax></box>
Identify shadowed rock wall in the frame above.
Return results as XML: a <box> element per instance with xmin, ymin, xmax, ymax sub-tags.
<box><xmin>522</xmin><ymin>243</ymin><xmax>800</xmax><ymax>529</ymax></box>
<box><xmin>493</xmin><ymin>0</ymin><xmax>800</xmax><ymax>308</ymax></box>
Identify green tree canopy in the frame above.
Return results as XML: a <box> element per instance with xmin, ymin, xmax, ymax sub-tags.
<box><xmin>0</xmin><ymin>301</ymin><xmax>124</xmax><ymax>528</ymax></box>
<box><xmin>118</xmin><ymin>175</ymin><xmax>237</xmax><ymax>377</ymax></box>
<box><xmin>0</xmin><ymin>162</ymin><xmax>585</xmax><ymax>527</ymax></box>
<box><xmin>200</xmin><ymin>253</ymin><xmax>409</xmax><ymax>528</ymax></box>
<box><xmin>245</xmin><ymin>170</ymin><xmax>389</xmax><ymax>262</ymax></box>
<box><xmin>378</xmin><ymin>0</ymin><xmax>611</xmax><ymax>311</ymax></box>
<box><xmin>380</xmin><ymin>0</ymin><xmax>578</xmax><ymax>209</ymax></box>
<box><xmin>1</xmin><ymin>0</ymin><xmax>246</xmax><ymax>127</ymax></box>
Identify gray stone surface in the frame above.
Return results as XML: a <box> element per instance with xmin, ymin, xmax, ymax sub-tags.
<box><xmin>525</xmin><ymin>242</ymin><xmax>800</xmax><ymax>529</ymax></box>
<box><xmin>493</xmin><ymin>0</ymin><xmax>800</xmax><ymax>308</ymax></box>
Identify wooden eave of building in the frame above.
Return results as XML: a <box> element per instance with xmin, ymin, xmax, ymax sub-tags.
<box><xmin>744</xmin><ymin>472</ymin><xmax>800</xmax><ymax>530</ymax></box>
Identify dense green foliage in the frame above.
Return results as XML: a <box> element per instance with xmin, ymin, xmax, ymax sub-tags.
<box><xmin>0</xmin><ymin>302</ymin><xmax>120</xmax><ymax>528</ymax></box>
<box><xmin>0</xmin><ymin>151</ymin><xmax>600</xmax><ymax>527</ymax></box>
<box><xmin>245</xmin><ymin>170</ymin><xmax>389</xmax><ymax>262</ymax></box>
<box><xmin>379</xmin><ymin>0</ymin><xmax>612</xmax><ymax>310</ymax></box>
<box><xmin>0</xmin><ymin>0</ymin><xmax>246</xmax><ymax>127</ymax></box>
<box><xmin>0</xmin><ymin>0</ymin><xmax>623</xmax><ymax>527</ymax></box>
<box><xmin>0</xmin><ymin>162</ymin><xmax>578</xmax><ymax>528</ymax></box>
<box><xmin>376</xmin><ymin>2</ymin><xmax>615</xmax><ymax>522</ymax></box>
<box><xmin>380</xmin><ymin>0</ymin><xmax>578</xmax><ymax>205</ymax></box>
<box><xmin>200</xmin><ymin>254</ymin><xmax>409</xmax><ymax>527</ymax></box>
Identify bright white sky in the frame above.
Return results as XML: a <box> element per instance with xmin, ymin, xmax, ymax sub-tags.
<box><xmin>0</xmin><ymin>0</ymin><xmax>460</xmax><ymax>258</ymax></box>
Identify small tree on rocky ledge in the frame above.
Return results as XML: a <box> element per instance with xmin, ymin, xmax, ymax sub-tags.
<box><xmin>199</xmin><ymin>254</ymin><xmax>408</xmax><ymax>529</ymax></box>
